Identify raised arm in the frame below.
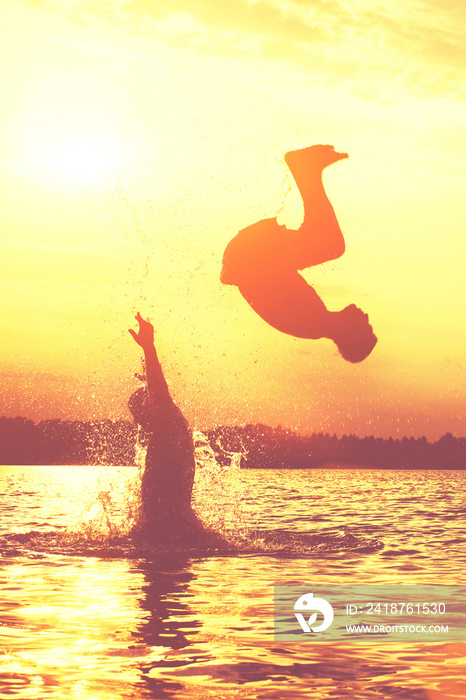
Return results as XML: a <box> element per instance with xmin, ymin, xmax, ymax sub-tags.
<box><xmin>128</xmin><ymin>312</ymin><xmax>172</xmax><ymax>406</ymax></box>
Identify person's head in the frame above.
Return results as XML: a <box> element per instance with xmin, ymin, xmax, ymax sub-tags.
<box><xmin>128</xmin><ymin>387</ymin><xmax>156</xmax><ymax>432</ymax></box>
<box><xmin>335</xmin><ymin>305</ymin><xmax>377</xmax><ymax>363</ymax></box>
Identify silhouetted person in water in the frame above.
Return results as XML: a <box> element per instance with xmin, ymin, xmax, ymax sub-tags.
<box><xmin>221</xmin><ymin>144</ymin><xmax>377</xmax><ymax>362</ymax></box>
<box><xmin>128</xmin><ymin>312</ymin><xmax>203</xmax><ymax>542</ymax></box>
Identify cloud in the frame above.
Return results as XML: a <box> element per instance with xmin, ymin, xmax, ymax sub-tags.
<box><xmin>124</xmin><ymin>0</ymin><xmax>325</xmax><ymax>43</ymax></box>
<box><xmin>113</xmin><ymin>0</ymin><xmax>466</xmax><ymax>96</ymax></box>
<box><xmin>13</xmin><ymin>0</ymin><xmax>466</xmax><ymax>98</ymax></box>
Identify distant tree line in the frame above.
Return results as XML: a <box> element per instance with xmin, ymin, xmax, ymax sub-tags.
<box><xmin>0</xmin><ymin>416</ymin><xmax>138</xmax><ymax>466</ymax></box>
<box><xmin>0</xmin><ymin>416</ymin><xmax>465</xmax><ymax>469</ymax></box>
<box><xmin>206</xmin><ymin>424</ymin><xmax>466</xmax><ymax>470</ymax></box>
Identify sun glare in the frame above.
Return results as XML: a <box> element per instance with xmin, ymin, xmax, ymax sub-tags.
<box><xmin>14</xmin><ymin>73</ymin><xmax>134</xmax><ymax>190</ymax></box>
<box><xmin>33</xmin><ymin>132</ymin><xmax>124</xmax><ymax>187</ymax></box>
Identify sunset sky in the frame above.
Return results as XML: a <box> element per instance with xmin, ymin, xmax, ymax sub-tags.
<box><xmin>1</xmin><ymin>0</ymin><xmax>465</xmax><ymax>440</ymax></box>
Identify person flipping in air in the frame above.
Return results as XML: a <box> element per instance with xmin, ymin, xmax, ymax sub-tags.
<box><xmin>221</xmin><ymin>144</ymin><xmax>377</xmax><ymax>363</ymax></box>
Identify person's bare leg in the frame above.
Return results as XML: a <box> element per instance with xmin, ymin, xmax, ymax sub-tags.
<box><xmin>285</xmin><ymin>145</ymin><xmax>348</xmax><ymax>269</ymax></box>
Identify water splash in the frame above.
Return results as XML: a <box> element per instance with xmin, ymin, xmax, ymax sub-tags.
<box><xmin>0</xmin><ymin>434</ymin><xmax>384</xmax><ymax>558</ymax></box>
<box><xmin>63</xmin><ymin>428</ymin><xmax>246</xmax><ymax>545</ymax></box>
<box><xmin>66</xmin><ymin>471</ymin><xmax>137</xmax><ymax>543</ymax></box>
<box><xmin>192</xmin><ymin>430</ymin><xmax>246</xmax><ymax>534</ymax></box>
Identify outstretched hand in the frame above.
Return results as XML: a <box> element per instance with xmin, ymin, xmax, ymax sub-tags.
<box><xmin>128</xmin><ymin>312</ymin><xmax>154</xmax><ymax>348</ymax></box>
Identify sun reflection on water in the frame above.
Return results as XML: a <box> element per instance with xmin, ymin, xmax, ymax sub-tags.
<box><xmin>1</xmin><ymin>467</ymin><xmax>466</xmax><ymax>698</ymax></box>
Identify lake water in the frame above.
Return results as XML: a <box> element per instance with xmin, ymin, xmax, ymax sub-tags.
<box><xmin>1</xmin><ymin>463</ymin><xmax>466</xmax><ymax>699</ymax></box>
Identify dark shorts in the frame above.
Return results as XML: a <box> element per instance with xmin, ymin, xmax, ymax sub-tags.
<box><xmin>221</xmin><ymin>218</ymin><xmax>293</xmax><ymax>286</ymax></box>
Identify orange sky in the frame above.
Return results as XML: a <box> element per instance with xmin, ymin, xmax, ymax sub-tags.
<box><xmin>1</xmin><ymin>0</ymin><xmax>465</xmax><ymax>440</ymax></box>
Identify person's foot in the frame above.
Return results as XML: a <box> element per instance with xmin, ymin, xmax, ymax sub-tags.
<box><xmin>285</xmin><ymin>144</ymin><xmax>348</xmax><ymax>175</ymax></box>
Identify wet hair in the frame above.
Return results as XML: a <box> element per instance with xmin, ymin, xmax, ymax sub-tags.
<box><xmin>336</xmin><ymin>329</ymin><xmax>378</xmax><ymax>363</ymax></box>
<box><xmin>335</xmin><ymin>305</ymin><xmax>378</xmax><ymax>363</ymax></box>
<box><xmin>128</xmin><ymin>387</ymin><xmax>156</xmax><ymax>432</ymax></box>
